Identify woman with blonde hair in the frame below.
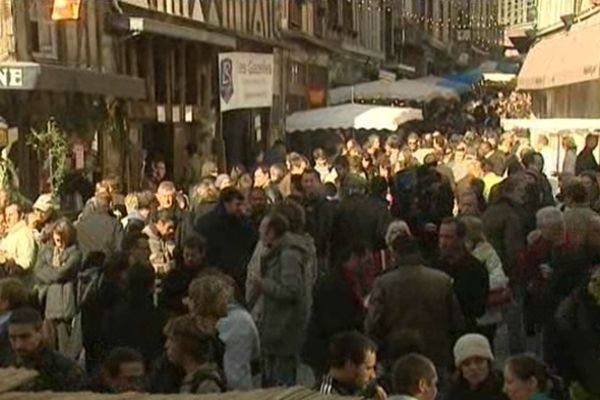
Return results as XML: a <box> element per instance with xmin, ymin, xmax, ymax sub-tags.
<box><xmin>461</xmin><ymin>215</ymin><xmax>509</xmax><ymax>345</ymax></box>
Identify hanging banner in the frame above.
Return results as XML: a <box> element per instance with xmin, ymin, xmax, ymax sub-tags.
<box><xmin>218</xmin><ymin>52</ymin><xmax>274</xmax><ymax>112</ymax></box>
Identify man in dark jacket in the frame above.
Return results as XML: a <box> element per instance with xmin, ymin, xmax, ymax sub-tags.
<box><xmin>575</xmin><ymin>133</ymin><xmax>599</xmax><ymax>175</ymax></box>
<box><xmin>0</xmin><ymin>278</ymin><xmax>29</xmax><ymax>367</ymax></box>
<box><xmin>76</xmin><ymin>192</ymin><xmax>123</xmax><ymax>259</ymax></box>
<box><xmin>554</xmin><ymin>268</ymin><xmax>600</xmax><ymax>398</ymax></box>
<box><xmin>102</xmin><ymin>264</ymin><xmax>166</xmax><ymax>365</ymax></box>
<box><xmin>194</xmin><ymin>187</ymin><xmax>257</xmax><ymax>290</ymax></box>
<box><xmin>303</xmin><ymin>245</ymin><xmax>369</xmax><ymax>376</ymax></box>
<box><xmin>331</xmin><ymin>176</ymin><xmax>391</xmax><ymax>264</ymax></box>
<box><xmin>7</xmin><ymin>307</ymin><xmax>86</xmax><ymax>391</ymax></box>
<box><xmin>160</xmin><ymin>234</ymin><xmax>207</xmax><ymax>315</ymax></box>
<box><xmin>301</xmin><ymin>169</ymin><xmax>336</xmax><ymax>274</ymax></box>
<box><xmin>367</xmin><ymin>225</ymin><xmax>464</xmax><ymax>372</ymax></box>
<box><xmin>250</xmin><ymin>213</ymin><xmax>308</xmax><ymax>387</ymax></box>
<box><xmin>317</xmin><ymin>331</ymin><xmax>385</xmax><ymax>399</ymax></box>
<box><xmin>483</xmin><ymin>176</ymin><xmax>528</xmax><ymax>282</ymax></box>
<box><xmin>155</xmin><ymin>181</ymin><xmax>190</xmax><ymax>248</ymax></box>
<box><xmin>435</xmin><ymin>217</ymin><xmax>489</xmax><ymax>331</ymax></box>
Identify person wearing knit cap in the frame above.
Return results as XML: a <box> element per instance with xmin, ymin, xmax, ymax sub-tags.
<box><xmin>448</xmin><ymin>334</ymin><xmax>507</xmax><ymax>400</ymax></box>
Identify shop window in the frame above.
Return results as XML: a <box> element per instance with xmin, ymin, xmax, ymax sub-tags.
<box><xmin>29</xmin><ymin>0</ymin><xmax>58</xmax><ymax>60</ymax></box>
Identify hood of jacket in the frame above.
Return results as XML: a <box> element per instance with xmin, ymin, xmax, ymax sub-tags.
<box><xmin>286</xmin><ymin>232</ymin><xmax>316</xmax><ymax>258</ymax></box>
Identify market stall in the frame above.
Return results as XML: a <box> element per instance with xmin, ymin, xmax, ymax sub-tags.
<box><xmin>286</xmin><ymin>104</ymin><xmax>422</xmax><ymax>157</ymax></box>
<box><xmin>502</xmin><ymin>118</ymin><xmax>600</xmax><ymax>176</ymax></box>
<box><xmin>328</xmin><ymin>79</ymin><xmax>459</xmax><ymax>105</ymax></box>
<box><xmin>286</xmin><ymin>104</ymin><xmax>423</xmax><ymax>132</ymax></box>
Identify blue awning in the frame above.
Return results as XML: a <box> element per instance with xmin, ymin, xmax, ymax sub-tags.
<box><xmin>416</xmin><ymin>76</ymin><xmax>473</xmax><ymax>95</ymax></box>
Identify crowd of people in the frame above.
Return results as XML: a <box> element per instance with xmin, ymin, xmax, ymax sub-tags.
<box><xmin>0</xmin><ymin>120</ymin><xmax>599</xmax><ymax>400</ymax></box>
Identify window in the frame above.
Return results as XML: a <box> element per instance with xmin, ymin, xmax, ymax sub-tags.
<box><xmin>29</xmin><ymin>0</ymin><xmax>58</xmax><ymax>59</ymax></box>
<box><xmin>328</xmin><ymin>0</ymin><xmax>339</xmax><ymax>27</ymax></box>
<box><xmin>342</xmin><ymin>0</ymin><xmax>353</xmax><ymax>31</ymax></box>
<box><xmin>289</xmin><ymin>0</ymin><xmax>301</xmax><ymax>29</ymax></box>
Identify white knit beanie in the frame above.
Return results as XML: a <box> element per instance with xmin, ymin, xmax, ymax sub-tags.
<box><xmin>453</xmin><ymin>334</ymin><xmax>494</xmax><ymax>367</ymax></box>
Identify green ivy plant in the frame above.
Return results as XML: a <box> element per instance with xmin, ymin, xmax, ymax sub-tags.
<box><xmin>28</xmin><ymin>118</ymin><xmax>69</xmax><ymax>196</ymax></box>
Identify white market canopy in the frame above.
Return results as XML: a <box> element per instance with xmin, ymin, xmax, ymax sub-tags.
<box><xmin>328</xmin><ymin>78</ymin><xmax>459</xmax><ymax>105</ymax></box>
<box><xmin>483</xmin><ymin>72</ymin><xmax>516</xmax><ymax>83</ymax></box>
<box><xmin>501</xmin><ymin>118</ymin><xmax>600</xmax><ymax>134</ymax></box>
<box><xmin>285</xmin><ymin>104</ymin><xmax>423</xmax><ymax>132</ymax></box>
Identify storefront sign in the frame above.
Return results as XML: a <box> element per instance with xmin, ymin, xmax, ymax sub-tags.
<box><xmin>218</xmin><ymin>52</ymin><xmax>274</xmax><ymax>112</ymax></box>
<box><xmin>0</xmin><ymin>67</ymin><xmax>24</xmax><ymax>88</ymax></box>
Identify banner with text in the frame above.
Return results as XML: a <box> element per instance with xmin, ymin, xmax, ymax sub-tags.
<box><xmin>218</xmin><ymin>52</ymin><xmax>274</xmax><ymax>112</ymax></box>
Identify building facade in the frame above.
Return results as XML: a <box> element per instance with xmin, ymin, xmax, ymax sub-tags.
<box><xmin>388</xmin><ymin>0</ymin><xmax>502</xmax><ymax>77</ymax></box>
<box><xmin>0</xmin><ymin>0</ymin><xmax>146</xmax><ymax>197</ymax></box>
<box><xmin>498</xmin><ymin>0</ymin><xmax>535</xmax><ymax>27</ymax></box>
<box><xmin>0</xmin><ymin>0</ymin><xmax>395</xmax><ymax>194</ymax></box>
<box><xmin>518</xmin><ymin>1</ymin><xmax>600</xmax><ymax>117</ymax></box>
<box><xmin>535</xmin><ymin>0</ymin><xmax>599</xmax><ymax>32</ymax></box>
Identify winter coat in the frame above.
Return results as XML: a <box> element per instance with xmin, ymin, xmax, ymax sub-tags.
<box><xmin>142</xmin><ymin>224</ymin><xmax>176</xmax><ymax>274</ymax></box>
<box><xmin>102</xmin><ymin>296</ymin><xmax>167</xmax><ymax>365</ymax></box>
<box><xmin>555</xmin><ymin>290</ymin><xmax>600</xmax><ymax>397</ymax></box>
<box><xmin>259</xmin><ymin>233</ymin><xmax>309</xmax><ymax>356</ymax></box>
<box><xmin>179</xmin><ymin>364</ymin><xmax>225</xmax><ymax>394</ymax></box>
<box><xmin>435</xmin><ymin>252</ymin><xmax>490</xmax><ymax>330</ymax></box>
<box><xmin>11</xmin><ymin>347</ymin><xmax>87</xmax><ymax>392</ymax></box>
<box><xmin>331</xmin><ymin>194</ymin><xmax>392</xmax><ymax>263</ymax></box>
<box><xmin>448</xmin><ymin>370</ymin><xmax>508</xmax><ymax>400</ymax></box>
<box><xmin>303</xmin><ymin>267</ymin><xmax>366</xmax><ymax>374</ymax></box>
<box><xmin>34</xmin><ymin>244</ymin><xmax>82</xmax><ymax>320</ymax></box>
<box><xmin>247</xmin><ymin>233</ymin><xmax>316</xmax><ymax>325</ymax></box>
<box><xmin>217</xmin><ymin>303</ymin><xmax>261</xmax><ymax>391</ymax></box>
<box><xmin>75</xmin><ymin>210</ymin><xmax>123</xmax><ymax>258</ymax></box>
<box><xmin>160</xmin><ymin>265</ymin><xmax>202</xmax><ymax>315</ymax></box>
<box><xmin>194</xmin><ymin>204</ymin><xmax>257</xmax><ymax>288</ymax></box>
<box><xmin>0</xmin><ymin>220</ymin><xmax>37</xmax><ymax>270</ymax></box>
<box><xmin>483</xmin><ymin>198</ymin><xmax>527</xmax><ymax>282</ymax></box>
<box><xmin>575</xmin><ymin>149</ymin><xmax>599</xmax><ymax>175</ymax></box>
<box><xmin>366</xmin><ymin>255</ymin><xmax>465</xmax><ymax>368</ymax></box>
<box><xmin>303</xmin><ymin>196</ymin><xmax>336</xmax><ymax>271</ymax></box>
<box><xmin>471</xmin><ymin>241</ymin><xmax>509</xmax><ymax>326</ymax></box>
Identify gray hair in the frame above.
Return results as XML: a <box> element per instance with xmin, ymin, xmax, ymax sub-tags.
<box><xmin>536</xmin><ymin>207</ymin><xmax>564</xmax><ymax>229</ymax></box>
<box><xmin>385</xmin><ymin>220</ymin><xmax>413</xmax><ymax>249</ymax></box>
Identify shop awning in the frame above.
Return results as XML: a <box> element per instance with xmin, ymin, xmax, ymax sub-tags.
<box><xmin>416</xmin><ymin>76</ymin><xmax>473</xmax><ymax>94</ymax></box>
<box><xmin>518</xmin><ymin>12</ymin><xmax>600</xmax><ymax>90</ymax></box>
<box><xmin>0</xmin><ymin>62</ymin><xmax>146</xmax><ymax>99</ymax></box>
<box><xmin>285</xmin><ymin>104</ymin><xmax>423</xmax><ymax>132</ymax></box>
<box><xmin>328</xmin><ymin>79</ymin><xmax>459</xmax><ymax>105</ymax></box>
<box><xmin>125</xmin><ymin>17</ymin><xmax>236</xmax><ymax>48</ymax></box>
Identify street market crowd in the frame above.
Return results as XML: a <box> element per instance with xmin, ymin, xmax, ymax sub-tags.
<box><xmin>0</xmin><ymin>101</ymin><xmax>600</xmax><ymax>400</ymax></box>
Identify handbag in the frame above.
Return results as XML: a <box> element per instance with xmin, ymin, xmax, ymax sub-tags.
<box><xmin>487</xmin><ymin>286</ymin><xmax>512</xmax><ymax>307</ymax></box>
